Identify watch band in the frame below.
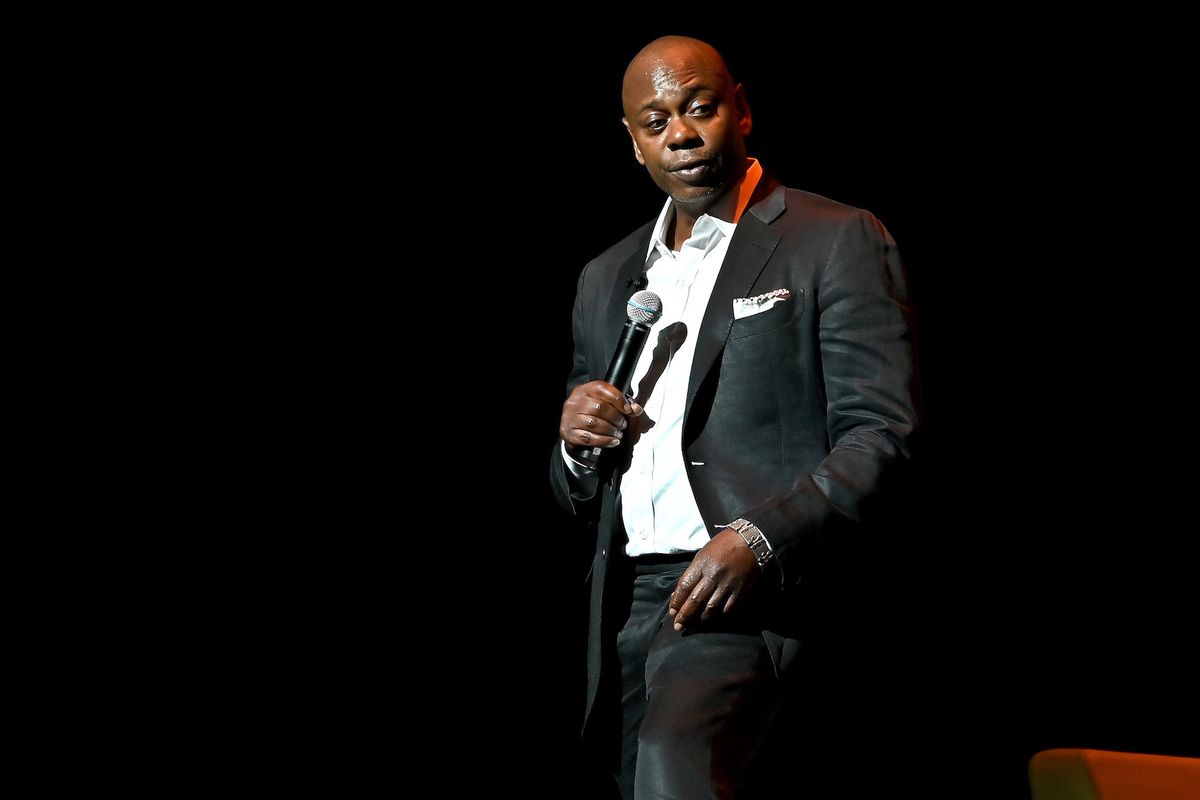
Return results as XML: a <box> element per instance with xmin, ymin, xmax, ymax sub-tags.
<box><xmin>727</xmin><ymin>518</ymin><xmax>774</xmax><ymax>568</ymax></box>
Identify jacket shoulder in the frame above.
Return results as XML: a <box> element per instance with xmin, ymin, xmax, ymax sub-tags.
<box><xmin>778</xmin><ymin>186</ymin><xmax>877</xmax><ymax>229</ymax></box>
<box><xmin>580</xmin><ymin>219</ymin><xmax>655</xmax><ymax>282</ymax></box>
<box><xmin>748</xmin><ymin>184</ymin><xmax>894</xmax><ymax>253</ymax></box>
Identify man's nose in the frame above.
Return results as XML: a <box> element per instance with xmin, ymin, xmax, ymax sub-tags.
<box><xmin>666</xmin><ymin>116</ymin><xmax>702</xmax><ymax>150</ymax></box>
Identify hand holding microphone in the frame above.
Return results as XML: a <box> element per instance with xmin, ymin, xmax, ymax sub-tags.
<box><xmin>560</xmin><ymin>290</ymin><xmax>663</xmax><ymax>469</ymax></box>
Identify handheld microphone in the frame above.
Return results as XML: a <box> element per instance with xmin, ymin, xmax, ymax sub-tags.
<box><xmin>573</xmin><ymin>289</ymin><xmax>663</xmax><ymax>469</ymax></box>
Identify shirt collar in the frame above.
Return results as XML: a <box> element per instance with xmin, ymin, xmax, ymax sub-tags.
<box><xmin>646</xmin><ymin>158</ymin><xmax>763</xmax><ymax>261</ymax></box>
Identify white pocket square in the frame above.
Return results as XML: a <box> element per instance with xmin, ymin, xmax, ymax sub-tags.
<box><xmin>732</xmin><ymin>288</ymin><xmax>792</xmax><ymax>320</ymax></box>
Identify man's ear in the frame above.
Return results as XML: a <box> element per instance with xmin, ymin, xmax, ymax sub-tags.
<box><xmin>621</xmin><ymin>118</ymin><xmax>646</xmax><ymax>165</ymax></box>
<box><xmin>733</xmin><ymin>84</ymin><xmax>752</xmax><ymax>137</ymax></box>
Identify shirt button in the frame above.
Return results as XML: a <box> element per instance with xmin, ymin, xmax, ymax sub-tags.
<box><xmin>675</xmin><ymin>279</ymin><xmax>685</xmax><ymax>289</ymax></box>
<box><xmin>639</xmin><ymin>529</ymin><xmax>649</xmax><ymax>540</ymax></box>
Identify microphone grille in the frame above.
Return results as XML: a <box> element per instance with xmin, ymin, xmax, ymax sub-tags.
<box><xmin>627</xmin><ymin>290</ymin><xmax>663</xmax><ymax>325</ymax></box>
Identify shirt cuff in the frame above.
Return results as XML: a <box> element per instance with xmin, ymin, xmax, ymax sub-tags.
<box><xmin>561</xmin><ymin>442</ymin><xmax>601</xmax><ymax>504</ymax></box>
<box><xmin>561</xmin><ymin>440</ymin><xmax>597</xmax><ymax>477</ymax></box>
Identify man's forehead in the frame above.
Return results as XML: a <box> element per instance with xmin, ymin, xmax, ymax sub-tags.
<box><xmin>624</xmin><ymin>56</ymin><xmax>722</xmax><ymax>106</ymax></box>
<box><xmin>648</xmin><ymin>59</ymin><xmax>692</xmax><ymax>95</ymax></box>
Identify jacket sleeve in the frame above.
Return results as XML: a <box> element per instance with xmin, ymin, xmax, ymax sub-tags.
<box><xmin>549</xmin><ymin>263</ymin><xmax>602</xmax><ymax>515</ymax></box>
<box><xmin>743</xmin><ymin>210</ymin><xmax>918</xmax><ymax>590</ymax></box>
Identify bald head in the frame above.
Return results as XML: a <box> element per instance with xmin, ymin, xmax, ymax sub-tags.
<box><xmin>622</xmin><ymin>36</ymin><xmax>735</xmax><ymax>119</ymax></box>
<box><xmin>619</xmin><ymin>36</ymin><xmax>752</xmax><ymax>222</ymax></box>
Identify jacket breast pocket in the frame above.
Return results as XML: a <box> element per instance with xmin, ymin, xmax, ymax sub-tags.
<box><xmin>728</xmin><ymin>289</ymin><xmax>805</xmax><ymax>340</ymax></box>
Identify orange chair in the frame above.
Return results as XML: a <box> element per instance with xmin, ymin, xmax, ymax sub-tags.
<box><xmin>1029</xmin><ymin>748</ymin><xmax>1200</xmax><ymax>800</ymax></box>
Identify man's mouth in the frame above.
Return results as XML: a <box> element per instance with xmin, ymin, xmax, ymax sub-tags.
<box><xmin>670</xmin><ymin>158</ymin><xmax>711</xmax><ymax>173</ymax></box>
<box><xmin>668</xmin><ymin>159</ymin><xmax>715</xmax><ymax>183</ymax></box>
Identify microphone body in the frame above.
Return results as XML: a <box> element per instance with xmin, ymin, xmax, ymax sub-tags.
<box><xmin>604</xmin><ymin>317</ymin><xmax>652</xmax><ymax>395</ymax></box>
<box><xmin>572</xmin><ymin>290</ymin><xmax>662</xmax><ymax>469</ymax></box>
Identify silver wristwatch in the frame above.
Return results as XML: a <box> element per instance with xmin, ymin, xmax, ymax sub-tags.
<box><xmin>727</xmin><ymin>518</ymin><xmax>774</xmax><ymax>568</ymax></box>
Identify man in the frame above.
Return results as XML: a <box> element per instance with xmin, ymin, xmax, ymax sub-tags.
<box><xmin>552</xmin><ymin>36</ymin><xmax>918</xmax><ymax>799</ymax></box>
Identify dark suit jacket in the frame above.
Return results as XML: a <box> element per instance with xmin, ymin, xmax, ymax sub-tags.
<box><xmin>550</xmin><ymin>177</ymin><xmax>918</xmax><ymax>727</ymax></box>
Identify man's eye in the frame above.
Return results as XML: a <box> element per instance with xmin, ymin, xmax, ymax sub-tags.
<box><xmin>690</xmin><ymin>104</ymin><xmax>712</xmax><ymax>117</ymax></box>
<box><xmin>647</xmin><ymin>118</ymin><xmax>667</xmax><ymax>132</ymax></box>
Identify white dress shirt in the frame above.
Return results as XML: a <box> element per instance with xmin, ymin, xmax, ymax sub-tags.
<box><xmin>566</xmin><ymin>160</ymin><xmax>764</xmax><ymax>556</ymax></box>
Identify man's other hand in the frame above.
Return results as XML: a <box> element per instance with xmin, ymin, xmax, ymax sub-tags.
<box><xmin>669</xmin><ymin>529</ymin><xmax>761</xmax><ymax>631</ymax></box>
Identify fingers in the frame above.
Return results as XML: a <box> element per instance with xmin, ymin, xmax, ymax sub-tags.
<box><xmin>701</xmin><ymin>585</ymin><xmax>730</xmax><ymax>623</ymax></box>
<box><xmin>667</xmin><ymin>532</ymin><xmax>760</xmax><ymax>631</ymax></box>
<box><xmin>668</xmin><ymin>567</ymin><xmax>697</xmax><ymax>618</ymax></box>
<box><xmin>582</xmin><ymin>381</ymin><xmax>630</xmax><ymax>410</ymax></box>
<box><xmin>562</xmin><ymin>407</ymin><xmax>626</xmax><ymax>449</ymax></box>
<box><xmin>575</xmin><ymin>381</ymin><xmax>641</xmax><ymax>417</ymax></box>
<box><xmin>559</xmin><ymin>381</ymin><xmax>637</xmax><ymax>449</ymax></box>
<box><xmin>670</xmin><ymin>570</ymin><xmax>718</xmax><ymax>631</ymax></box>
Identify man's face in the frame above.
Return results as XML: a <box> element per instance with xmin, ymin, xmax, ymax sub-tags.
<box><xmin>622</xmin><ymin>48</ymin><xmax>751</xmax><ymax>213</ymax></box>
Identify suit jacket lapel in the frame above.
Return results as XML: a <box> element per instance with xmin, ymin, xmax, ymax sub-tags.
<box><xmin>684</xmin><ymin>180</ymin><xmax>787</xmax><ymax>430</ymax></box>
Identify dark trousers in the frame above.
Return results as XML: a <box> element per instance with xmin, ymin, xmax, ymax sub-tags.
<box><xmin>614</xmin><ymin>556</ymin><xmax>783</xmax><ymax>800</ymax></box>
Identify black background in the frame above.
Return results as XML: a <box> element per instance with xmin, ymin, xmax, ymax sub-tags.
<box><xmin>287</xmin><ymin>21</ymin><xmax>1196</xmax><ymax>798</ymax></box>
